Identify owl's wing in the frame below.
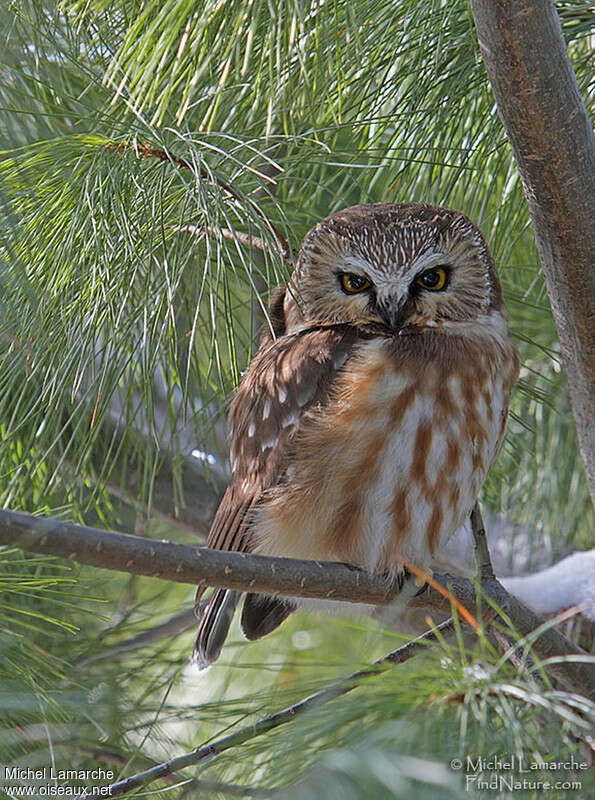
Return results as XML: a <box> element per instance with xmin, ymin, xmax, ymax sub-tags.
<box><xmin>208</xmin><ymin>322</ymin><xmax>362</xmax><ymax>552</ymax></box>
<box><xmin>193</xmin><ymin>319</ymin><xmax>364</xmax><ymax>665</ymax></box>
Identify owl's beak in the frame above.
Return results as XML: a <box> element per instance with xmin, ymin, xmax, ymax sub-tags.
<box><xmin>377</xmin><ymin>297</ymin><xmax>409</xmax><ymax>331</ymax></box>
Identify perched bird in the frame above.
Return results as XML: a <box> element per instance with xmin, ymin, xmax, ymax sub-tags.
<box><xmin>193</xmin><ymin>202</ymin><xmax>519</xmax><ymax>667</ymax></box>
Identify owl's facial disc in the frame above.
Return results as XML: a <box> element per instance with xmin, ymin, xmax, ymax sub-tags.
<box><xmin>294</xmin><ymin>204</ymin><xmax>499</xmax><ymax>330</ymax></box>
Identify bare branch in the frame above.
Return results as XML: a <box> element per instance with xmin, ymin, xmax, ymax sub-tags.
<box><xmin>0</xmin><ymin>508</ymin><xmax>399</xmax><ymax>605</ymax></box>
<box><xmin>469</xmin><ymin>0</ymin><xmax>595</xmax><ymax>501</ymax></box>
<box><xmin>84</xmin><ymin>620</ymin><xmax>454</xmax><ymax>798</ymax></box>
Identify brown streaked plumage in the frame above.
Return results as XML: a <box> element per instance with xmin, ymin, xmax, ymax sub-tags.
<box><xmin>193</xmin><ymin>202</ymin><xmax>519</xmax><ymax>667</ymax></box>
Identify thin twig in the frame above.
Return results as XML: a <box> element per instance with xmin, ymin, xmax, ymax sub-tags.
<box><xmin>174</xmin><ymin>224</ymin><xmax>295</xmax><ymax>264</ymax></box>
<box><xmin>470</xmin><ymin>502</ymin><xmax>495</xmax><ymax>581</ymax></box>
<box><xmin>70</xmin><ymin>746</ymin><xmax>186</xmax><ymax>787</ymax></box>
<box><xmin>85</xmin><ymin>619</ymin><xmax>454</xmax><ymax>798</ymax></box>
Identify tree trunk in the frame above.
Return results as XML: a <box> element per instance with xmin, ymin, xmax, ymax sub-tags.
<box><xmin>469</xmin><ymin>0</ymin><xmax>595</xmax><ymax>503</ymax></box>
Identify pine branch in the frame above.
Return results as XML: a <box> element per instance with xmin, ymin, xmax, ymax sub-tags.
<box><xmin>95</xmin><ymin>409</ymin><xmax>227</xmax><ymax>538</ymax></box>
<box><xmin>1</xmin><ymin>506</ymin><xmax>593</xmax><ymax>699</ymax></box>
<box><xmin>419</xmin><ymin>572</ymin><xmax>594</xmax><ymax>698</ymax></box>
<box><xmin>107</xmin><ymin>139</ymin><xmax>291</xmax><ymax>262</ymax></box>
<box><xmin>81</xmin><ymin>620</ymin><xmax>454</xmax><ymax>798</ymax></box>
<box><xmin>76</xmin><ymin>608</ymin><xmax>197</xmax><ymax>667</ymax></box>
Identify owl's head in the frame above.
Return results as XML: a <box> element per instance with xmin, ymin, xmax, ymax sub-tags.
<box><xmin>286</xmin><ymin>203</ymin><xmax>504</xmax><ymax>333</ymax></box>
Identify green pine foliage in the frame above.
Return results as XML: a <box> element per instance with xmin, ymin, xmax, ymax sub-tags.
<box><xmin>0</xmin><ymin>1</ymin><xmax>593</xmax><ymax>797</ymax></box>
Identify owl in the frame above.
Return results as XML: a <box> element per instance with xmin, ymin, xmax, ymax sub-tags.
<box><xmin>193</xmin><ymin>203</ymin><xmax>519</xmax><ymax>667</ymax></box>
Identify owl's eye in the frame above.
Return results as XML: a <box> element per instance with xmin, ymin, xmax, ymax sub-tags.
<box><xmin>339</xmin><ymin>272</ymin><xmax>373</xmax><ymax>294</ymax></box>
<box><xmin>415</xmin><ymin>266</ymin><xmax>448</xmax><ymax>291</ymax></box>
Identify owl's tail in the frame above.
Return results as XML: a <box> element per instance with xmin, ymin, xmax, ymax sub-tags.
<box><xmin>193</xmin><ymin>589</ymin><xmax>296</xmax><ymax>668</ymax></box>
<box><xmin>193</xmin><ymin>588</ymin><xmax>239</xmax><ymax>669</ymax></box>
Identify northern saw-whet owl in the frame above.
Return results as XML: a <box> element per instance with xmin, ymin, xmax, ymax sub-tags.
<box><xmin>194</xmin><ymin>203</ymin><xmax>519</xmax><ymax>667</ymax></box>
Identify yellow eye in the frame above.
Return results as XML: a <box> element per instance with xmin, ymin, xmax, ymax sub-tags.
<box><xmin>340</xmin><ymin>272</ymin><xmax>372</xmax><ymax>294</ymax></box>
<box><xmin>415</xmin><ymin>266</ymin><xmax>447</xmax><ymax>291</ymax></box>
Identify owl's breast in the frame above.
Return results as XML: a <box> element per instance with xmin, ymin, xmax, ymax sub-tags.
<box><xmin>253</xmin><ymin>328</ymin><xmax>518</xmax><ymax>575</ymax></box>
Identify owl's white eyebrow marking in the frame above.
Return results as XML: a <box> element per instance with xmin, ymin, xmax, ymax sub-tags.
<box><xmin>407</xmin><ymin>249</ymin><xmax>447</xmax><ymax>277</ymax></box>
<box><xmin>341</xmin><ymin>254</ymin><xmax>374</xmax><ymax>274</ymax></box>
